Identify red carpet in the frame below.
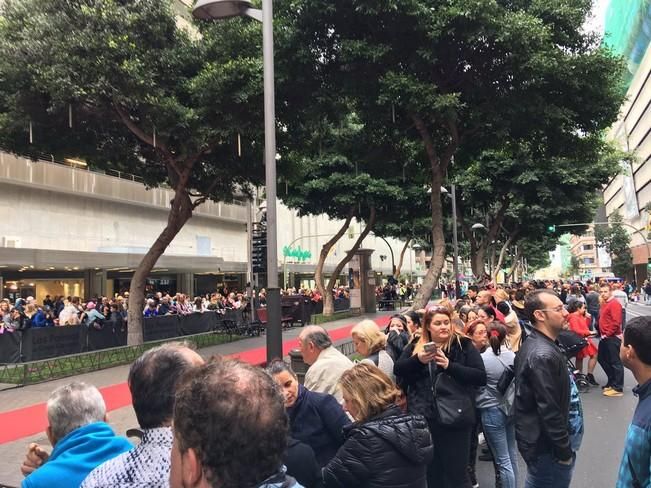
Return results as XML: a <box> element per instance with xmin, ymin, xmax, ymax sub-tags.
<box><xmin>0</xmin><ymin>316</ymin><xmax>389</xmax><ymax>444</ymax></box>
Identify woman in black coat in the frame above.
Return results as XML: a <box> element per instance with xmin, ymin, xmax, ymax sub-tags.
<box><xmin>394</xmin><ymin>306</ymin><xmax>487</xmax><ymax>488</ymax></box>
<box><xmin>323</xmin><ymin>363</ymin><xmax>433</xmax><ymax>488</ymax></box>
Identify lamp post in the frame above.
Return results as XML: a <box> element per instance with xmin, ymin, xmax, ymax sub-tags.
<box><xmin>193</xmin><ymin>0</ymin><xmax>281</xmax><ymax>362</ymax></box>
<box><xmin>441</xmin><ymin>185</ymin><xmax>460</xmax><ymax>298</ymax></box>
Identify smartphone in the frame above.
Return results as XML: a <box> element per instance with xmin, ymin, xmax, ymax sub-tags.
<box><xmin>423</xmin><ymin>342</ymin><xmax>437</xmax><ymax>353</ymax></box>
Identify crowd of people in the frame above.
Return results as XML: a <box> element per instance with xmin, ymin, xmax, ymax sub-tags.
<box><xmin>0</xmin><ymin>285</ymin><xmax>325</xmax><ymax>332</ymax></box>
<box><xmin>0</xmin><ymin>295</ymin><xmax>128</xmax><ymax>332</ymax></box>
<box><xmin>10</xmin><ymin>276</ymin><xmax>650</xmax><ymax>488</ymax></box>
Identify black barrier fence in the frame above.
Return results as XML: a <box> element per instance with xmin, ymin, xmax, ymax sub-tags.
<box><xmin>311</xmin><ymin>296</ymin><xmax>351</xmax><ymax>315</ymax></box>
<box><xmin>0</xmin><ymin>296</ymin><xmax>335</xmax><ymax>364</ymax></box>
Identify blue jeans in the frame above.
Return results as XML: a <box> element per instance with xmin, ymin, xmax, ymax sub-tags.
<box><xmin>524</xmin><ymin>452</ymin><xmax>575</xmax><ymax>488</ymax></box>
<box><xmin>481</xmin><ymin>406</ymin><xmax>518</xmax><ymax>488</ymax></box>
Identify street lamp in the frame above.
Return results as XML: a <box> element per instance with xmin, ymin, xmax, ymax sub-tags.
<box><xmin>440</xmin><ymin>185</ymin><xmax>461</xmax><ymax>298</ymax></box>
<box><xmin>193</xmin><ymin>0</ymin><xmax>281</xmax><ymax>362</ymax></box>
<box><xmin>428</xmin><ymin>184</ymin><xmax>462</xmax><ymax>297</ymax></box>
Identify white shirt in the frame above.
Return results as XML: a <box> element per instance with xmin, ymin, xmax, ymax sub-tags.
<box><xmin>304</xmin><ymin>346</ymin><xmax>353</xmax><ymax>402</ymax></box>
<box><xmin>612</xmin><ymin>290</ymin><xmax>628</xmax><ymax>309</ymax></box>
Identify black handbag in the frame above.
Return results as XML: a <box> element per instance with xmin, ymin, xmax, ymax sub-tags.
<box><xmin>496</xmin><ymin>362</ymin><xmax>515</xmax><ymax>396</ymax></box>
<box><xmin>430</xmin><ymin>364</ymin><xmax>476</xmax><ymax>428</ymax></box>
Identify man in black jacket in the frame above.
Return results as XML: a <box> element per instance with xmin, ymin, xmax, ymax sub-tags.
<box><xmin>515</xmin><ymin>289</ymin><xmax>575</xmax><ymax>488</ymax></box>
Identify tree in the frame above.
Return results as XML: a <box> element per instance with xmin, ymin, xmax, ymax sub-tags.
<box><xmin>275</xmin><ymin>0</ymin><xmax>625</xmax><ymax>308</ymax></box>
<box><xmin>568</xmin><ymin>255</ymin><xmax>582</xmax><ymax>279</ymax></box>
<box><xmin>0</xmin><ymin>0</ymin><xmax>265</xmax><ymax>343</ymax></box>
<box><xmin>595</xmin><ymin>213</ymin><xmax>634</xmax><ymax>278</ymax></box>
<box><xmin>280</xmin><ymin>112</ymin><xmax>405</xmax><ymax>315</ymax></box>
<box><xmin>453</xmin><ymin>141</ymin><xmax>622</xmax><ymax>282</ymax></box>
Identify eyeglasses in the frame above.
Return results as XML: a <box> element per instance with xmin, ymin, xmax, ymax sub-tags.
<box><xmin>538</xmin><ymin>305</ymin><xmax>565</xmax><ymax>313</ymax></box>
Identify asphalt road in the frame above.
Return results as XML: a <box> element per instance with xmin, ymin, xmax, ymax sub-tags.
<box><xmin>476</xmin><ymin>301</ymin><xmax>649</xmax><ymax>488</ymax></box>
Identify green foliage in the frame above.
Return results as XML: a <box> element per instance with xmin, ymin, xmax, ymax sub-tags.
<box><xmin>0</xmin><ymin>0</ymin><xmax>265</xmax><ymax>197</ymax></box>
<box><xmin>595</xmin><ymin>213</ymin><xmax>633</xmax><ymax>277</ymax></box>
<box><xmin>275</xmin><ymin>0</ymin><xmax>626</xmax><ymax>291</ymax></box>
<box><xmin>567</xmin><ymin>254</ymin><xmax>581</xmax><ymax>278</ymax></box>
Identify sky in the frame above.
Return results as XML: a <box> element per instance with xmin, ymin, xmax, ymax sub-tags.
<box><xmin>585</xmin><ymin>0</ymin><xmax>611</xmax><ymax>36</ymax></box>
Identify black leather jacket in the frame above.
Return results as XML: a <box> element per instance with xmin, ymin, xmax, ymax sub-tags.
<box><xmin>322</xmin><ymin>405</ymin><xmax>433</xmax><ymax>488</ymax></box>
<box><xmin>514</xmin><ymin>328</ymin><xmax>572</xmax><ymax>463</ymax></box>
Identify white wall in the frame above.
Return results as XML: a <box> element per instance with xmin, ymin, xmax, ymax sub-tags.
<box><xmin>276</xmin><ymin>204</ymin><xmax>415</xmax><ymax>276</ymax></box>
<box><xmin>0</xmin><ymin>183</ymin><xmax>247</xmax><ymax>261</ymax></box>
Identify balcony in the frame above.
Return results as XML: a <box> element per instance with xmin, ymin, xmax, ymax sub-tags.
<box><xmin>0</xmin><ymin>151</ymin><xmax>249</xmax><ymax>222</ymax></box>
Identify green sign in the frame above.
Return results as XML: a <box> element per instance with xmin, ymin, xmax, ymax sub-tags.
<box><xmin>282</xmin><ymin>245</ymin><xmax>312</xmax><ymax>262</ymax></box>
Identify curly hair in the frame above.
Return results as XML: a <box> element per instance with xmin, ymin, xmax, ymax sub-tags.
<box><xmin>173</xmin><ymin>359</ymin><xmax>288</xmax><ymax>487</ymax></box>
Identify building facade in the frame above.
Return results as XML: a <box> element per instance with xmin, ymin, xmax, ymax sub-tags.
<box><xmin>0</xmin><ymin>150</ymin><xmax>413</xmax><ymax>302</ymax></box>
<box><xmin>595</xmin><ymin>2</ymin><xmax>651</xmax><ymax>283</ymax></box>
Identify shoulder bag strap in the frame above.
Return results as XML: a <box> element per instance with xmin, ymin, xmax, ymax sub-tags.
<box><xmin>495</xmin><ymin>354</ymin><xmax>510</xmax><ymax>373</ymax></box>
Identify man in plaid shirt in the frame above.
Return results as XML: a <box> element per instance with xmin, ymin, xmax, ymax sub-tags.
<box><xmin>617</xmin><ymin>316</ymin><xmax>651</xmax><ymax>488</ymax></box>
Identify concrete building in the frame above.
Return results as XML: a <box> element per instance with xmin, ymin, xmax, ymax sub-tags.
<box><xmin>602</xmin><ymin>3</ymin><xmax>651</xmax><ymax>283</ymax></box>
<box><xmin>0</xmin><ymin>150</ymin><xmax>412</xmax><ymax>302</ymax></box>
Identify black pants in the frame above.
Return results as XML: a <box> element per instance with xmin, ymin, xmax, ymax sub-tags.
<box><xmin>597</xmin><ymin>336</ymin><xmax>624</xmax><ymax>391</ymax></box>
<box><xmin>427</xmin><ymin>419</ymin><xmax>472</xmax><ymax>488</ymax></box>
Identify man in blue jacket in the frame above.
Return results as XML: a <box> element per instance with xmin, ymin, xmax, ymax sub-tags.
<box><xmin>21</xmin><ymin>381</ymin><xmax>132</xmax><ymax>488</ymax></box>
<box><xmin>617</xmin><ymin>316</ymin><xmax>651</xmax><ymax>488</ymax></box>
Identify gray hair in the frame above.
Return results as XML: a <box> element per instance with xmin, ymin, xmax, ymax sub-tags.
<box><xmin>47</xmin><ymin>381</ymin><xmax>106</xmax><ymax>442</ymax></box>
<box><xmin>301</xmin><ymin>326</ymin><xmax>332</xmax><ymax>350</ymax></box>
<box><xmin>265</xmin><ymin>359</ymin><xmax>297</xmax><ymax>379</ymax></box>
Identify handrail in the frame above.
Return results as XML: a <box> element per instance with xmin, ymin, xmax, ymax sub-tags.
<box><xmin>0</xmin><ymin>145</ymin><xmax>146</xmax><ymax>184</ymax></box>
<box><xmin>0</xmin><ymin>147</ymin><xmax>248</xmax><ymax>207</ymax></box>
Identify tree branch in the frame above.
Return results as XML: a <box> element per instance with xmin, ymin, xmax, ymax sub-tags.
<box><xmin>411</xmin><ymin>113</ymin><xmax>439</xmax><ymax>168</ymax></box>
<box><xmin>492</xmin><ymin>229</ymin><xmax>519</xmax><ymax>281</ymax></box>
<box><xmin>326</xmin><ymin>207</ymin><xmax>377</xmax><ymax>293</ymax></box>
<box><xmin>113</xmin><ymin>103</ymin><xmax>180</xmax><ymax>176</ymax></box>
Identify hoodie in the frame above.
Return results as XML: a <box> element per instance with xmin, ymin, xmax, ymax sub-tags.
<box><xmin>322</xmin><ymin>405</ymin><xmax>433</xmax><ymax>488</ymax></box>
<box><xmin>22</xmin><ymin>422</ymin><xmax>132</xmax><ymax>488</ymax></box>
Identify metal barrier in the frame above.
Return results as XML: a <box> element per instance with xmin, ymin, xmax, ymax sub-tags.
<box><xmin>0</xmin><ymin>327</ymin><xmax>242</xmax><ymax>388</ymax></box>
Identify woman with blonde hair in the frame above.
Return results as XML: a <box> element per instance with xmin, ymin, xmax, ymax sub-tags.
<box><xmin>323</xmin><ymin>363</ymin><xmax>433</xmax><ymax>488</ymax></box>
<box><xmin>394</xmin><ymin>306</ymin><xmax>486</xmax><ymax>488</ymax></box>
<box><xmin>351</xmin><ymin>319</ymin><xmax>395</xmax><ymax>380</ymax></box>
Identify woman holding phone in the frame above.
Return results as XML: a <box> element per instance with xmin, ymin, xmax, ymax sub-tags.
<box><xmin>394</xmin><ymin>306</ymin><xmax>486</xmax><ymax>488</ymax></box>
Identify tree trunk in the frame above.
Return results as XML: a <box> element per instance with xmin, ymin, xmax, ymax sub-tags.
<box><xmin>314</xmin><ymin>209</ymin><xmax>355</xmax><ymax>316</ymax></box>
<box><xmin>127</xmin><ymin>187</ymin><xmax>194</xmax><ymax>345</ymax></box>
<box><xmin>323</xmin><ymin>207</ymin><xmax>377</xmax><ymax>315</ymax></box>
<box><xmin>409</xmin><ymin>113</ymin><xmax>458</xmax><ymax>310</ymax></box>
<box><xmin>412</xmin><ymin>173</ymin><xmax>446</xmax><ymax>309</ymax></box>
<box><xmin>393</xmin><ymin>239</ymin><xmax>411</xmax><ymax>278</ymax></box>
<box><xmin>506</xmin><ymin>248</ymin><xmax>522</xmax><ymax>283</ymax></box>
<box><xmin>492</xmin><ymin>233</ymin><xmax>518</xmax><ymax>282</ymax></box>
<box><xmin>471</xmin><ymin>246</ymin><xmax>490</xmax><ymax>284</ymax></box>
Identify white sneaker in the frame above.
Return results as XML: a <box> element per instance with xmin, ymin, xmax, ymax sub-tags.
<box><xmin>478</xmin><ymin>432</ymin><xmax>486</xmax><ymax>447</ymax></box>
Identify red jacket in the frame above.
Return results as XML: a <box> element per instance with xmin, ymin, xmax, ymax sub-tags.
<box><xmin>567</xmin><ymin>313</ymin><xmax>591</xmax><ymax>337</ymax></box>
<box><xmin>599</xmin><ymin>298</ymin><xmax>623</xmax><ymax>337</ymax></box>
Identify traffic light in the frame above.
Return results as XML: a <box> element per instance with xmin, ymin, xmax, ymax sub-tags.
<box><xmin>547</xmin><ymin>225</ymin><xmax>556</xmax><ymax>233</ymax></box>
<box><xmin>252</xmin><ymin>223</ymin><xmax>267</xmax><ymax>274</ymax></box>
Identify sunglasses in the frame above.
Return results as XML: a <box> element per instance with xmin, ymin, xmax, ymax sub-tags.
<box><xmin>427</xmin><ymin>305</ymin><xmax>449</xmax><ymax>314</ymax></box>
